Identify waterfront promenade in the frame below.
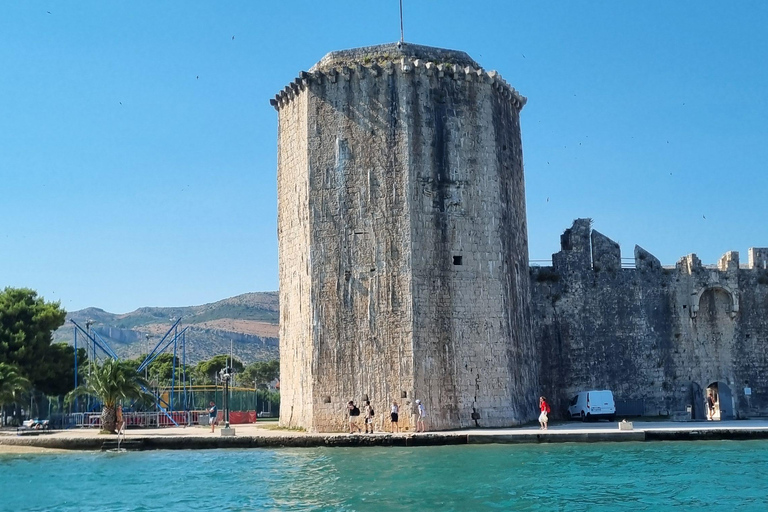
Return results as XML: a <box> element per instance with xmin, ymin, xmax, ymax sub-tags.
<box><xmin>3</xmin><ymin>419</ymin><xmax>768</xmax><ymax>453</ymax></box>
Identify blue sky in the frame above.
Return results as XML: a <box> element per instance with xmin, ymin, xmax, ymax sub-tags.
<box><xmin>1</xmin><ymin>1</ymin><xmax>766</xmax><ymax>314</ymax></box>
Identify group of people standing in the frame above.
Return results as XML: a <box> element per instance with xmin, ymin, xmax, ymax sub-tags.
<box><xmin>346</xmin><ymin>396</ymin><xmax>553</xmax><ymax>433</ymax></box>
<box><xmin>347</xmin><ymin>399</ymin><xmax>427</xmax><ymax>434</ymax></box>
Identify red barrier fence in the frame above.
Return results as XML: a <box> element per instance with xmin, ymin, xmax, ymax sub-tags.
<box><xmin>212</xmin><ymin>411</ymin><xmax>257</xmax><ymax>425</ymax></box>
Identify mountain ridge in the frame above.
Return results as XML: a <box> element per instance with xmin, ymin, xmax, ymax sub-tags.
<box><xmin>53</xmin><ymin>292</ymin><xmax>279</xmax><ymax>364</ymax></box>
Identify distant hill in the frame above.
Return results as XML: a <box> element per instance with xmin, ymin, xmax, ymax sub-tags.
<box><xmin>53</xmin><ymin>292</ymin><xmax>279</xmax><ymax>364</ymax></box>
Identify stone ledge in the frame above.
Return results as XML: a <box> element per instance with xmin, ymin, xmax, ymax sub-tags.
<box><xmin>6</xmin><ymin>424</ymin><xmax>768</xmax><ymax>451</ymax></box>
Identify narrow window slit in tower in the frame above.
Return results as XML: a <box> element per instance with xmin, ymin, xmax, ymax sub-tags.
<box><xmin>453</xmin><ymin>255</ymin><xmax>463</xmax><ymax>266</ymax></box>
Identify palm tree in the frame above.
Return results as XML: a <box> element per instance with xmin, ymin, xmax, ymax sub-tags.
<box><xmin>67</xmin><ymin>359</ymin><xmax>151</xmax><ymax>434</ymax></box>
<box><xmin>0</xmin><ymin>363</ymin><xmax>30</xmax><ymax>426</ymax></box>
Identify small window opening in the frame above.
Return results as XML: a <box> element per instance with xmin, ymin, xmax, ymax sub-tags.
<box><xmin>323</xmin><ymin>395</ymin><xmax>331</xmax><ymax>403</ymax></box>
<box><xmin>453</xmin><ymin>255</ymin><xmax>463</xmax><ymax>266</ymax></box>
<box><xmin>401</xmin><ymin>391</ymin><xmax>408</xmax><ymax>398</ymax></box>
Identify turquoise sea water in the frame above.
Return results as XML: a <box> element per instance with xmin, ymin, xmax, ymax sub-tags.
<box><xmin>2</xmin><ymin>441</ymin><xmax>767</xmax><ymax>511</ymax></box>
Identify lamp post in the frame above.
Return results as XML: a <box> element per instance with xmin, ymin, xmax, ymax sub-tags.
<box><xmin>219</xmin><ymin>366</ymin><xmax>235</xmax><ymax>436</ymax></box>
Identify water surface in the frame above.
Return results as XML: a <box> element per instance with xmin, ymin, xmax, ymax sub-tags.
<box><xmin>2</xmin><ymin>441</ymin><xmax>767</xmax><ymax>511</ymax></box>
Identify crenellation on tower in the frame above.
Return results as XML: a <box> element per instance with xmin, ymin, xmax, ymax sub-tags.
<box><xmin>270</xmin><ymin>43</ymin><xmax>526</xmax><ymax>114</ymax></box>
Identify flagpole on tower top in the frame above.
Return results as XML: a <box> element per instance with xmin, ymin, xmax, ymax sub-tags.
<box><xmin>399</xmin><ymin>0</ymin><xmax>404</xmax><ymax>42</ymax></box>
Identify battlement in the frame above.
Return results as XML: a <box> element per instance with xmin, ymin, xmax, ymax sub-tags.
<box><xmin>550</xmin><ymin>219</ymin><xmax>766</xmax><ymax>276</ymax></box>
<box><xmin>269</xmin><ymin>42</ymin><xmax>526</xmax><ymax>111</ymax></box>
<box><xmin>749</xmin><ymin>248</ymin><xmax>768</xmax><ymax>269</ymax></box>
<box><xmin>532</xmin><ymin>220</ymin><xmax>768</xmax><ymax>421</ymax></box>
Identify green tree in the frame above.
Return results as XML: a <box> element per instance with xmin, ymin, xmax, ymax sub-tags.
<box><xmin>118</xmin><ymin>357</ymin><xmax>141</xmax><ymax>373</ymax></box>
<box><xmin>242</xmin><ymin>360</ymin><xmax>279</xmax><ymax>389</ymax></box>
<box><xmin>0</xmin><ymin>288</ymin><xmax>69</xmax><ymax>395</ymax></box>
<box><xmin>193</xmin><ymin>354</ymin><xmax>244</xmax><ymax>384</ymax></box>
<box><xmin>142</xmin><ymin>353</ymin><xmax>178</xmax><ymax>384</ymax></box>
<box><xmin>35</xmin><ymin>343</ymin><xmax>84</xmax><ymax>397</ymax></box>
<box><xmin>257</xmin><ymin>389</ymin><xmax>280</xmax><ymax>410</ymax></box>
<box><xmin>67</xmin><ymin>359</ymin><xmax>151</xmax><ymax>434</ymax></box>
<box><xmin>0</xmin><ymin>362</ymin><xmax>30</xmax><ymax>426</ymax></box>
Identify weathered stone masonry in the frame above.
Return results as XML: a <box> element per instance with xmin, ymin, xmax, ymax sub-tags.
<box><xmin>272</xmin><ymin>43</ymin><xmax>766</xmax><ymax>432</ymax></box>
<box><xmin>532</xmin><ymin>219</ymin><xmax>768</xmax><ymax>420</ymax></box>
<box><xmin>273</xmin><ymin>43</ymin><xmax>538</xmax><ymax>432</ymax></box>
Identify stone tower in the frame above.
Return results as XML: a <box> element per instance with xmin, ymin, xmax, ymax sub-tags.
<box><xmin>271</xmin><ymin>43</ymin><xmax>537</xmax><ymax>432</ymax></box>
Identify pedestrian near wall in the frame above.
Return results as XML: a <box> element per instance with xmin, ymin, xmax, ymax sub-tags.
<box><xmin>706</xmin><ymin>392</ymin><xmax>716</xmax><ymax>421</ymax></box>
<box><xmin>348</xmin><ymin>400</ymin><xmax>362</xmax><ymax>434</ymax></box>
<box><xmin>416</xmin><ymin>399</ymin><xmax>427</xmax><ymax>432</ymax></box>
<box><xmin>539</xmin><ymin>396</ymin><xmax>550</xmax><ymax>430</ymax></box>
<box><xmin>364</xmin><ymin>400</ymin><xmax>374</xmax><ymax>434</ymax></box>
<box><xmin>390</xmin><ymin>401</ymin><xmax>400</xmax><ymax>433</ymax></box>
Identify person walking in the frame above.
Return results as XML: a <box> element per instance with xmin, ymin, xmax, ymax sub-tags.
<box><xmin>364</xmin><ymin>400</ymin><xmax>374</xmax><ymax>434</ymax></box>
<box><xmin>208</xmin><ymin>401</ymin><xmax>218</xmax><ymax>433</ymax></box>
<box><xmin>538</xmin><ymin>396</ymin><xmax>551</xmax><ymax>430</ymax></box>
<box><xmin>706</xmin><ymin>391</ymin><xmax>716</xmax><ymax>421</ymax></box>
<box><xmin>347</xmin><ymin>400</ymin><xmax>362</xmax><ymax>434</ymax></box>
<box><xmin>416</xmin><ymin>399</ymin><xmax>427</xmax><ymax>432</ymax></box>
<box><xmin>116</xmin><ymin>402</ymin><xmax>126</xmax><ymax>434</ymax></box>
<box><xmin>390</xmin><ymin>401</ymin><xmax>400</xmax><ymax>433</ymax></box>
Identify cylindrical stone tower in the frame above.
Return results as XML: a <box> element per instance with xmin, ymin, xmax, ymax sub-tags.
<box><xmin>272</xmin><ymin>42</ymin><xmax>538</xmax><ymax>432</ymax></box>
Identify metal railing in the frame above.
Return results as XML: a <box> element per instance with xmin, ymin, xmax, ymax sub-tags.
<box><xmin>530</xmin><ymin>258</ymin><xmax>677</xmax><ymax>270</ymax></box>
<box><xmin>67</xmin><ymin>410</ymin><xmax>257</xmax><ymax>428</ymax></box>
<box><xmin>70</xmin><ymin>411</ymin><xmax>201</xmax><ymax>428</ymax></box>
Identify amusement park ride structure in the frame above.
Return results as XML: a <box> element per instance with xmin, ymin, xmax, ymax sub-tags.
<box><xmin>70</xmin><ymin>317</ymin><xmax>192</xmax><ymax>426</ymax></box>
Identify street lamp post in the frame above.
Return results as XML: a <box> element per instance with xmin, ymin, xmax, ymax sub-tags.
<box><xmin>219</xmin><ymin>366</ymin><xmax>235</xmax><ymax>436</ymax></box>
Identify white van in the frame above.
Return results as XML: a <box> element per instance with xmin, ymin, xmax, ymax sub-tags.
<box><xmin>567</xmin><ymin>390</ymin><xmax>616</xmax><ymax>421</ymax></box>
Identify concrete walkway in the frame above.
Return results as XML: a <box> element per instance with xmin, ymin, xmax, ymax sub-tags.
<box><xmin>3</xmin><ymin>419</ymin><xmax>768</xmax><ymax>452</ymax></box>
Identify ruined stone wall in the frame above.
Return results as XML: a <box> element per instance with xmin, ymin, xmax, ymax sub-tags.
<box><xmin>532</xmin><ymin>219</ymin><xmax>768</xmax><ymax>420</ymax></box>
<box><xmin>273</xmin><ymin>43</ymin><xmax>537</xmax><ymax>431</ymax></box>
<box><xmin>735</xmin><ymin>264</ymin><xmax>768</xmax><ymax>416</ymax></box>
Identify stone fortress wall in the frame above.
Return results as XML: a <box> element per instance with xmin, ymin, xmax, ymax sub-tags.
<box><xmin>272</xmin><ymin>43</ymin><xmax>538</xmax><ymax>432</ymax></box>
<box><xmin>273</xmin><ymin>42</ymin><xmax>767</xmax><ymax>432</ymax></box>
<box><xmin>531</xmin><ymin>219</ymin><xmax>768</xmax><ymax>421</ymax></box>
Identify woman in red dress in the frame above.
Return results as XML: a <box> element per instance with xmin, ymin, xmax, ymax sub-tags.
<box><xmin>539</xmin><ymin>396</ymin><xmax>551</xmax><ymax>430</ymax></box>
